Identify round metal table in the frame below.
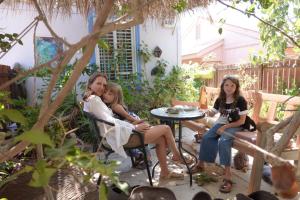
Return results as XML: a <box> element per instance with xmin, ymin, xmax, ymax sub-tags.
<box><xmin>150</xmin><ymin>107</ymin><xmax>205</xmax><ymax>186</ymax></box>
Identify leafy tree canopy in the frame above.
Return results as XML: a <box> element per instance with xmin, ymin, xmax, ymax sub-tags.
<box><xmin>220</xmin><ymin>0</ymin><xmax>300</xmax><ymax>61</ymax></box>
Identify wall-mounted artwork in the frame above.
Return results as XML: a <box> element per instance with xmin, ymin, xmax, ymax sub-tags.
<box><xmin>35</xmin><ymin>37</ymin><xmax>63</xmax><ymax>66</ymax></box>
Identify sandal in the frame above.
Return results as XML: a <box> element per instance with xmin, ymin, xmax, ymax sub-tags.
<box><xmin>219</xmin><ymin>179</ymin><xmax>233</xmax><ymax>193</ymax></box>
<box><xmin>194</xmin><ymin>134</ymin><xmax>203</xmax><ymax>143</ymax></box>
<box><xmin>160</xmin><ymin>171</ymin><xmax>184</xmax><ymax>180</ymax></box>
<box><xmin>190</xmin><ymin>165</ymin><xmax>204</xmax><ymax>174</ymax></box>
<box><xmin>173</xmin><ymin>155</ymin><xmax>194</xmax><ymax>165</ymax></box>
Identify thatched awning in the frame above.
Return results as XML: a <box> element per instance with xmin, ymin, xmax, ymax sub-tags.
<box><xmin>2</xmin><ymin>0</ymin><xmax>212</xmax><ymax>19</ymax></box>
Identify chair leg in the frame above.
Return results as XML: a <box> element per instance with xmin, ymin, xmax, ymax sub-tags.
<box><xmin>248</xmin><ymin>132</ymin><xmax>266</xmax><ymax>194</ymax></box>
<box><xmin>141</xmin><ymin>146</ymin><xmax>153</xmax><ymax>186</ymax></box>
<box><xmin>97</xmin><ymin>174</ymin><xmax>102</xmax><ymax>185</ymax></box>
<box><xmin>128</xmin><ymin>149</ymin><xmax>135</xmax><ymax>167</ymax></box>
<box><xmin>152</xmin><ymin>161</ymin><xmax>159</xmax><ymax>178</ymax></box>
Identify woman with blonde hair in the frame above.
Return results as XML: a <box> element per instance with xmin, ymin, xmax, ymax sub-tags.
<box><xmin>83</xmin><ymin>72</ymin><xmax>190</xmax><ymax>180</ymax></box>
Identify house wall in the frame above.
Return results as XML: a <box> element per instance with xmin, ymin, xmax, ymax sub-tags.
<box><xmin>222</xmin><ymin>24</ymin><xmax>262</xmax><ymax>65</ymax></box>
<box><xmin>0</xmin><ymin>7</ymin><xmax>181</xmax><ymax>104</ymax></box>
<box><xmin>0</xmin><ymin>7</ymin><xmax>88</xmax><ymax>67</ymax></box>
<box><xmin>139</xmin><ymin>19</ymin><xmax>181</xmax><ymax>79</ymax></box>
<box><xmin>181</xmin><ymin>5</ymin><xmax>264</xmax><ymax>65</ymax></box>
<box><xmin>0</xmin><ymin>6</ymin><xmax>88</xmax><ymax>105</ymax></box>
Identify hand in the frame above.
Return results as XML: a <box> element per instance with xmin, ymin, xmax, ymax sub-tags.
<box><xmin>135</xmin><ymin>123</ymin><xmax>150</xmax><ymax>133</ymax></box>
<box><xmin>206</xmin><ymin>110</ymin><xmax>214</xmax><ymax>117</ymax></box>
<box><xmin>132</xmin><ymin>119</ymin><xmax>144</xmax><ymax>125</ymax></box>
<box><xmin>217</xmin><ymin>126</ymin><xmax>226</xmax><ymax>135</ymax></box>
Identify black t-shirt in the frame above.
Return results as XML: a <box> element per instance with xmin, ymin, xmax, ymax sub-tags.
<box><xmin>212</xmin><ymin>96</ymin><xmax>248</xmax><ymax>124</ymax></box>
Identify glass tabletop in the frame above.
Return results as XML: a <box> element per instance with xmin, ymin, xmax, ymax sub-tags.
<box><xmin>150</xmin><ymin>107</ymin><xmax>205</xmax><ymax>121</ymax></box>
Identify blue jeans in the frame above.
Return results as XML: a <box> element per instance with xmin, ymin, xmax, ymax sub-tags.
<box><xmin>199</xmin><ymin>123</ymin><xmax>242</xmax><ymax>166</ymax></box>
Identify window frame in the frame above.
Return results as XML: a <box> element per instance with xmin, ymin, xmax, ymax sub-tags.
<box><xmin>95</xmin><ymin>27</ymin><xmax>137</xmax><ymax>80</ymax></box>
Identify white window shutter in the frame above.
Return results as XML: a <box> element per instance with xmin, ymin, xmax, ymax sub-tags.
<box><xmin>96</xmin><ymin>28</ymin><xmax>135</xmax><ymax>80</ymax></box>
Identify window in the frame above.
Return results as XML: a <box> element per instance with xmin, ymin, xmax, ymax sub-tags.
<box><xmin>96</xmin><ymin>28</ymin><xmax>136</xmax><ymax>80</ymax></box>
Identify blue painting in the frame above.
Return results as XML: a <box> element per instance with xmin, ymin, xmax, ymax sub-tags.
<box><xmin>35</xmin><ymin>37</ymin><xmax>63</xmax><ymax>66</ymax></box>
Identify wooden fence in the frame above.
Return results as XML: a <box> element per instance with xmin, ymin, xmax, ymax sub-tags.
<box><xmin>207</xmin><ymin>59</ymin><xmax>300</xmax><ymax>94</ymax></box>
<box><xmin>0</xmin><ymin>65</ymin><xmax>11</xmax><ymax>92</ymax></box>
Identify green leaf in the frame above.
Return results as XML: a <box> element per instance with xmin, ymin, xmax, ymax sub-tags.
<box><xmin>172</xmin><ymin>0</ymin><xmax>187</xmax><ymax>13</ymax></box>
<box><xmin>29</xmin><ymin>160</ymin><xmax>56</xmax><ymax>187</ymax></box>
<box><xmin>0</xmin><ymin>109</ymin><xmax>27</xmax><ymax>125</ymax></box>
<box><xmin>45</xmin><ymin>138</ymin><xmax>76</xmax><ymax>158</ymax></box>
<box><xmin>97</xmin><ymin>39</ymin><xmax>110</xmax><ymax>50</ymax></box>
<box><xmin>15</xmin><ymin>129</ymin><xmax>54</xmax><ymax>148</ymax></box>
<box><xmin>259</xmin><ymin>0</ymin><xmax>273</xmax><ymax>9</ymax></box>
<box><xmin>218</xmin><ymin>27</ymin><xmax>223</xmax><ymax>35</ymax></box>
<box><xmin>99</xmin><ymin>182</ymin><xmax>108</xmax><ymax>200</ymax></box>
<box><xmin>17</xmin><ymin>39</ymin><xmax>23</xmax><ymax>45</ymax></box>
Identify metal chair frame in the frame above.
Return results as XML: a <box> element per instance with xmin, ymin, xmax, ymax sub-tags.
<box><xmin>83</xmin><ymin>111</ymin><xmax>153</xmax><ymax>186</ymax></box>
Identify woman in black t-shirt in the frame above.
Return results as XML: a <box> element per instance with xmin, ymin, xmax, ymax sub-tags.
<box><xmin>191</xmin><ymin>76</ymin><xmax>248</xmax><ymax>193</ymax></box>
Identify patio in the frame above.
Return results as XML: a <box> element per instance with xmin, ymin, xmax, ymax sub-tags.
<box><xmin>114</xmin><ymin>127</ymin><xmax>282</xmax><ymax>200</ymax></box>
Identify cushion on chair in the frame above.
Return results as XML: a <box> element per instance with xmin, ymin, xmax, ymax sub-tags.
<box><xmin>123</xmin><ymin>133</ymin><xmax>144</xmax><ymax>148</ymax></box>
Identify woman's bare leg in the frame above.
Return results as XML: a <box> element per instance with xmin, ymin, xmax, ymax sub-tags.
<box><xmin>182</xmin><ymin>120</ymin><xmax>206</xmax><ymax>133</ymax></box>
<box><xmin>153</xmin><ymin>137</ymin><xmax>169</xmax><ymax>176</ymax></box>
<box><xmin>144</xmin><ymin>125</ymin><xmax>180</xmax><ymax>160</ymax></box>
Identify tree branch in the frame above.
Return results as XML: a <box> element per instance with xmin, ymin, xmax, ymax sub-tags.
<box><xmin>39</xmin><ymin>47</ymin><xmax>77</xmax><ymax>116</ymax></box>
<box><xmin>0</xmin><ymin>53</ymin><xmax>64</xmax><ymax>91</ymax></box>
<box><xmin>0</xmin><ymin>0</ymin><xmax>115</xmax><ymax>163</ymax></box>
<box><xmin>32</xmin><ymin>0</ymin><xmax>71</xmax><ymax>47</ymax></box>
<box><xmin>0</xmin><ymin>0</ymin><xmax>149</xmax><ymax>162</ymax></box>
<box><xmin>217</xmin><ymin>0</ymin><xmax>300</xmax><ymax>49</ymax></box>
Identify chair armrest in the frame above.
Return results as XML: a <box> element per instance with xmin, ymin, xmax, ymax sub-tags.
<box><xmin>83</xmin><ymin>111</ymin><xmax>145</xmax><ymax>148</ymax></box>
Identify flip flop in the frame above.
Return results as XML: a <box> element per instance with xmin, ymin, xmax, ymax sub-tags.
<box><xmin>190</xmin><ymin>165</ymin><xmax>204</xmax><ymax>174</ymax></box>
<box><xmin>194</xmin><ymin>134</ymin><xmax>203</xmax><ymax>143</ymax></box>
<box><xmin>219</xmin><ymin>179</ymin><xmax>233</xmax><ymax>193</ymax></box>
<box><xmin>173</xmin><ymin>155</ymin><xmax>194</xmax><ymax>165</ymax></box>
<box><xmin>159</xmin><ymin>171</ymin><xmax>184</xmax><ymax>180</ymax></box>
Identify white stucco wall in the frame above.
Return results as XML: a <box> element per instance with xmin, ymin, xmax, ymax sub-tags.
<box><xmin>181</xmin><ymin>3</ymin><xmax>264</xmax><ymax>65</ymax></box>
<box><xmin>139</xmin><ymin>18</ymin><xmax>181</xmax><ymax>80</ymax></box>
<box><xmin>0</xmin><ymin>6</ymin><xmax>88</xmax><ymax>68</ymax></box>
<box><xmin>0</xmin><ymin>6</ymin><xmax>88</xmax><ymax>105</ymax></box>
<box><xmin>0</xmin><ymin>7</ymin><xmax>181</xmax><ymax>104</ymax></box>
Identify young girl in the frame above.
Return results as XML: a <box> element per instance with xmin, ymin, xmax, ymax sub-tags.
<box><xmin>102</xmin><ymin>82</ymin><xmax>143</xmax><ymax>125</ymax></box>
<box><xmin>83</xmin><ymin>72</ymin><xmax>187</xmax><ymax>180</ymax></box>
<box><xmin>191</xmin><ymin>76</ymin><xmax>248</xmax><ymax>193</ymax></box>
<box><xmin>103</xmin><ymin>82</ymin><xmax>152</xmax><ymax>169</ymax></box>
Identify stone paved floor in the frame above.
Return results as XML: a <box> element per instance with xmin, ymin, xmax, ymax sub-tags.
<box><xmin>114</xmin><ymin>127</ymin><xmax>299</xmax><ymax>200</ymax></box>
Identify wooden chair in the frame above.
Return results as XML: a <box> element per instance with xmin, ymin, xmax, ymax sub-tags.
<box><xmin>83</xmin><ymin>111</ymin><xmax>153</xmax><ymax>186</ymax></box>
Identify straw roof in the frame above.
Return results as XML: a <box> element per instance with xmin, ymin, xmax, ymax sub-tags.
<box><xmin>2</xmin><ymin>0</ymin><xmax>213</xmax><ymax>19</ymax></box>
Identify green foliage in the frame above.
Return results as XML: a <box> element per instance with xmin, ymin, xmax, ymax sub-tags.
<box><xmin>275</xmin><ymin>77</ymin><xmax>300</xmax><ymax>96</ymax></box>
<box><xmin>193</xmin><ymin>172</ymin><xmax>218</xmax><ymax>186</ymax></box>
<box><xmin>0</xmin><ymin>109</ymin><xmax>27</xmax><ymax>126</ymax></box>
<box><xmin>0</xmin><ymin>33</ymin><xmax>23</xmax><ymax>52</ymax></box>
<box><xmin>237</xmin><ymin>65</ymin><xmax>257</xmax><ymax>90</ymax></box>
<box><xmin>29</xmin><ymin>160</ymin><xmax>56</xmax><ymax>187</ymax></box>
<box><xmin>151</xmin><ymin>59</ymin><xmax>168</xmax><ymax>76</ymax></box>
<box><xmin>116</xmin><ymin>65</ymin><xmax>199</xmax><ymax>121</ymax></box>
<box><xmin>138</xmin><ymin>41</ymin><xmax>152</xmax><ymax>64</ymax></box>
<box><xmin>15</xmin><ymin>129</ymin><xmax>54</xmax><ymax>148</ymax></box>
<box><xmin>99</xmin><ymin>182</ymin><xmax>108</xmax><ymax>200</ymax></box>
<box><xmin>172</xmin><ymin>0</ymin><xmax>188</xmax><ymax>13</ymax></box>
<box><xmin>233</xmin><ymin>0</ymin><xmax>300</xmax><ymax>60</ymax></box>
<box><xmin>98</xmin><ymin>39</ymin><xmax>110</xmax><ymax>51</ymax></box>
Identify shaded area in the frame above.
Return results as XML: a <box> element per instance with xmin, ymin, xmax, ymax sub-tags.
<box><xmin>0</xmin><ymin>168</ymin><xmax>98</xmax><ymax>200</ymax></box>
